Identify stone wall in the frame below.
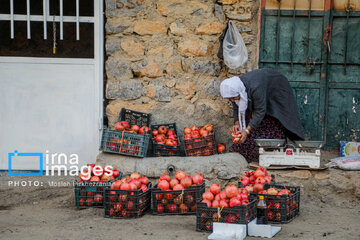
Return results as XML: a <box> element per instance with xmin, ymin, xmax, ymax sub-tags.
<box><xmin>104</xmin><ymin>0</ymin><xmax>260</xmax><ymax>146</ymax></box>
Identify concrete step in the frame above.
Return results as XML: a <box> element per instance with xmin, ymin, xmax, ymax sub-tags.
<box><xmin>96</xmin><ymin>152</ymin><xmax>248</xmax><ymax>182</ymax></box>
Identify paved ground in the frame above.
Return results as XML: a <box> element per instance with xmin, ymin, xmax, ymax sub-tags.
<box><xmin>0</xmin><ymin>173</ymin><xmax>359</xmax><ymax>240</ymax></box>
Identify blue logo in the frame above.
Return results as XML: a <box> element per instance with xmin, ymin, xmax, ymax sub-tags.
<box><xmin>8</xmin><ymin>150</ymin><xmax>43</xmax><ymax>176</ymax></box>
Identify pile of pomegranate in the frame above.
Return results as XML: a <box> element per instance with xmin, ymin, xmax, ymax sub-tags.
<box><xmin>201</xmin><ymin>184</ymin><xmax>250</xmax><ymax>208</ymax></box>
<box><xmin>152</xmin><ymin>125</ymin><xmax>179</xmax><ymax>146</ymax></box>
<box><xmin>107</xmin><ymin>173</ymin><xmax>151</xmax><ymax>218</ymax></box>
<box><xmin>154</xmin><ymin>171</ymin><xmax>204</xmax><ymax>214</ymax></box>
<box><xmin>78</xmin><ymin>164</ymin><xmax>120</xmax><ymax>182</ymax></box>
<box><xmin>77</xmin><ymin>165</ymin><xmax>121</xmax><ymax>207</ymax></box>
<box><xmin>239</xmin><ymin>167</ymin><xmax>274</xmax><ymax>193</ymax></box>
<box><xmin>114</xmin><ymin>120</ymin><xmax>150</xmax><ymax>134</ymax></box>
<box><xmin>183</xmin><ymin>124</ymin><xmax>214</xmax><ymax>140</ymax></box>
<box><xmin>157</xmin><ymin>171</ymin><xmax>204</xmax><ymax>191</ymax></box>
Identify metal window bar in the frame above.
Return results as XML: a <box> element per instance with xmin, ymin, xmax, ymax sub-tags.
<box><xmin>290</xmin><ymin>0</ymin><xmax>297</xmax><ymax>72</ymax></box>
<box><xmin>2</xmin><ymin>1</ymin><xmax>94</xmax><ymax>40</ymax></box>
<box><xmin>76</xmin><ymin>0</ymin><xmax>80</xmax><ymax>40</ymax></box>
<box><xmin>60</xmin><ymin>0</ymin><xmax>63</xmax><ymax>40</ymax></box>
<box><xmin>26</xmin><ymin>0</ymin><xmax>30</xmax><ymax>39</ymax></box>
<box><xmin>43</xmin><ymin>0</ymin><xmax>47</xmax><ymax>39</ymax></box>
<box><xmin>306</xmin><ymin>0</ymin><xmax>313</xmax><ymax>71</ymax></box>
<box><xmin>10</xmin><ymin>0</ymin><xmax>14</xmax><ymax>39</ymax></box>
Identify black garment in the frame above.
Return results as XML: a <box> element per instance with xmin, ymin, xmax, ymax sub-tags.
<box><xmin>232</xmin><ymin>68</ymin><xmax>305</xmax><ymax>140</ymax></box>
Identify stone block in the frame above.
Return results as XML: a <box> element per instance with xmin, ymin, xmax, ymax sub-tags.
<box><xmin>106</xmin><ymin>80</ymin><xmax>142</xmax><ymax>100</ymax></box>
<box><xmin>121</xmin><ymin>39</ymin><xmax>144</xmax><ymax>56</ymax></box>
<box><xmin>169</xmin><ymin>22</ymin><xmax>189</xmax><ymax>36</ymax></box>
<box><xmin>134</xmin><ymin>20</ymin><xmax>167</xmax><ymax>35</ymax></box>
<box><xmin>105</xmin><ymin>59</ymin><xmax>132</xmax><ymax>81</ymax></box>
<box><xmin>191</xmin><ymin>61</ymin><xmax>221</xmax><ymax>76</ymax></box>
<box><xmin>195</xmin><ymin>22</ymin><xmax>225</xmax><ymax>35</ymax></box>
<box><xmin>133</xmin><ymin>61</ymin><xmax>163</xmax><ymax>78</ymax></box>
<box><xmin>178</xmin><ymin>40</ymin><xmax>213</xmax><ymax>57</ymax></box>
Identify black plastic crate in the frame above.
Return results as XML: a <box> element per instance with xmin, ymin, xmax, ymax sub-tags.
<box><xmin>74</xmin><ymin>174</ymin><xmax>122</xmax><ymax>209</ymax></box>
<box><xmin>151</xmin><ymin>123</ymin><xmax>182</xmax><ymax>157</ymax></box>
<box><xmin>118</xmin><ymin>108</ymin><xmax>151</xmax><ymax>127</ymax></box>
<box><xmin>196</xmin><ymin>199</ymin><xmax>257</xmax><ymax>233</ymax></box>
<box><xmin>151</xmin><ymin>181</ymin><xmax>205</xmax><ymax>215</ymax></box>
<box><xmin>183</xmin><ymin>130</ymin><xmax>217</xmax><ymax>157</ymax></box>
<box><xmin>101</xmin><ymin>127</ymin><xmax>151</xmax><ymax>157</ymax></box>
<box><xmin>238</xmin><ymin>183</ymin><xmax>300</xmax><ymax>224</ymax></box>
<box><xmin>104</xmin><ymin>183</ymin><xmax>152</xmax><ymax>219</ymax></box>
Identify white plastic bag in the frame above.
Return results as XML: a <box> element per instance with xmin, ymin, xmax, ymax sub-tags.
<box><xmin>325</xmin><ymin>156</ymin><xmax>360</xmax><ymax>170</ymax></box>
<box><xmin>223</xmin><ymin>21</ymin><xmax>248</xmax><ymax>69</ymax></box>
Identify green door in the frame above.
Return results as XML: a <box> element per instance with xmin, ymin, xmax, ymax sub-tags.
<box><xmin>259</xmin><ymin>1</ymin><xmax>359</xmax><ymax>149</ymax></box>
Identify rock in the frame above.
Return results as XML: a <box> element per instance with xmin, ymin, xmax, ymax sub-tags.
<box><xmin>106</xmin><ymin>80</ymin><xmax>142</xmax><ymax>100</ymax></box>
<box><xmin>165</xmin><ymin>79</ymin><xmax>176</xmax><ymax>88</ymax></box>
<box><xmin>156</xmin><ymin>0</ymin><xmax>209</xmax><ymax>17</ymax></box>
<box><xmin>105</xmin><ymin>18</ymin><xmax>132</xmax><ymax>34</ymax></box>
<box><xmin>186</xmin><ymin>105</ymin><xmax>195</xmax><ymax>116</ymax></box>
<box><xmin>217</xmin><ymin>0</ymin><xmax>237</xmax><ymax>4</ymax></box>
<box><xmin>147</xmin><ymin>81</ymin><xmax>171</xmax><ymax>102</ymax></box>
<box><xmin>105</xmin><ymin>59</ymin><xmax>132</xmax><ymax>81</ymax></box>
<box><xmin>195</xmin><ymin>22</ymin><xmax>225</xmax><ymax>35</ymax></box>
<box><xmin>237</xmin><ymin>25</ymin><xmax>252</xmax><ymax>33</ymax></box>
<box><xmin>169</xmin><ymin>22</ymin><xmax>189</xmax><ymax>36</ymax></box>
<box><xmin>205</xmin><ymin>79</ymin><xmax>222</xmax><ymax>98</ymax></box>
<box><xmin>105</xmin><ymin>0</ymin><xmax>145</xmax><ymax>17</ymax></box>
<box><xmin>191</xmin><ymin>61</ymin><xmax>221</xmax><ymax>76</ymax></box>
<box><xmin>106</xmin><ymin>100</ymin><xmax>155</xmax><ymax>127</ymax></box>
<box><xmin>133</xmin><ymin>20</ymin><xmax>167</xmax><ymax>35</ymax></box>
<box><xmin>166</xmin><ymin>59</ymin><xmax>183</xmax><ymax>76</ymax></box>
<box><xmin>147</xmin><ymin>45</ymin><xmax>173</xmax><ymax>58</ymax></box>
<box><xmin>178</xmin><ymin>40</ymin><xmax>213</xmax><ymax>57</ymax></box>
<box><xmin>223</xmin><ymin>3</ymin><xmax>252</xmax><ymax>21</ymax></box>
<box><xmin>329</xmin><ymin>173</ymin><xmax>355</xmax><ymax>191</ymax></box>
<box><xmin>105</xmin><ymin>37</ymin><xmax>121</xmax><ymax>55</ymax></box>
<box><xmin>120</xmin><ymin>39</ymin><xmax>144</xmax><ymax>56</ymax></box>
<box><xmin>96</xmin><ymin>152</ymin><xmax>248</xmax><ymax>180</ymax></box>
<box><xmin>196</xmin><ymin>99</ymin><xmax>222</xmax><ymax>113</ymax></box>
<box><xmin>176</xmin><ymin>82</ymin><xmax>196</xmax><ymax>100</ymax></box>
<box><xmin>214</xmin><ymin>5</ymin><xmax>226</xmax><ymax>23</ymax></box>
<box><xmin>133</xmin><ymin>62</ymin><xmax>163</xmax><ymax>78</ymax></box>
<box><xmin>314</xmin><ymin>172</ymin><xmax>330</xmax><ymax>180</ymax></box>
<box><xmin>279</xmin><ymin>170</ymin><xmax>312</xmax><ymax>179</ymax></box>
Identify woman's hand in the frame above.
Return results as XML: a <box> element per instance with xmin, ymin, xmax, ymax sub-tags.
<box><xmin>238</xmin><ymin>130</ymin><xmax>248</xmax><ymax>143</ymax></box>
<box><xmin>229</xmin><ymin>123</ymin><xmax>241</xmax><ymax>134</ymax></box>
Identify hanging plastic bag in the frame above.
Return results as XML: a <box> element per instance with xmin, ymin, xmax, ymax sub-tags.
<box><xmin>223</xmin><ymin>21</ymin><xmax>248</xmax><ymax>69</ymax></box>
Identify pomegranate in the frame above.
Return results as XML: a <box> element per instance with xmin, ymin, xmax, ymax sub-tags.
<box><xmin>254</xmin><ymin>167</ymin><xmax>267</xmax><ymax>179</ymax></box>
<box><xmin>157</xmin><ymin>204</ymin><xmax>164</xmax><ymax>213</ymax></box>
<box><xmin>217</xmin><ymin>143</ymin><xmax>226</xmax><ymax>154</ymax></box>
<box><xmin>267</xmin><ymin>188</ymin><xmax>278</xmax><ymax>195</ymax></box>
<box><xmin>214</xmin><ymin>194</ymin><xmax>221</xmax><ymax>201</ymax></box>
<box><xmin>139</xmin><ymin>126</ymin><xmax>150</xmax><ymax>134</ymax></box>
<box><xmin>112</xmin><ymin>169</ymin><xmax>120</xmax><ymax>178</ymax></box>
<box><xmin>119</xmin><ymin>194</ymin><xmax>127</xmax><ymax>202</ymax></box>
<box><xmin>129</xmin><ymin>182</ymin><xmax>137</xmax><ymax>191</ymax></box>
<box><xmin>115</xmin><ymin>122</ymin><xmax>125</xmax><ymax>131</ymax></box>
<box><xmin>219</xmin><ymin>191</ymin><xmax>227</xmax><ymax>200</ymax></box>
<box><xmin>167</xmin><ymin>204</ymin><xmax>177</xmax><ymax>213</ymax></box>
<box><xmin>167</xmin><ymin>129</ymin><xmax>175</xmax><ymax>136</ymax></box>
<box><xmin>212</xmin><ymin>200</ymin><xmax>220</xmax><ymax>208</ymax></box>
<box><xmin>131</xmin><ymin>125</ymin><xmax>140</xmax><ymax>133</ymax></box>
<box><xmin>130</xmin><ymin>172</ymin><xmax>141</xmax><ymax>179</ymax></box>
<box><xmin>158</xmin><ymin>126</ymin><xmax>167</xmax><ymax>134</ymax></box>
<box><xmin>278</xmin><ymin>189</ymin><xmax>291</xmax><ymax>196</ymax></box>
<box><xmin>154</xmin><ymin>135</ymin><xmax>163</xmax><ymax>142</ymax></box>
<box><xmin>185</xmin><ymin>195</ymin><xmax>194</xmax><ymax>204</ymax></box>
<box><xmin>112</xmin><ymin>180</ymin><xmax>122</xmax><ymax>189</ymax></box>
<box><xmin>131</xmin><ymin>179</ymin><xmax>141</xmax><ymax>189</ymax></box>
<box><xmin>180</xmin><ymin>176</ymin><xmax>192</xmax><ymax>188</ymax></box>
<box><xmin>209</xmin><ymin>184</ymin><xmax>221</xmax><ymax>195</ymax></box>
<box><xmin>225</xmin><ymin>185</ymin><xmax>238</xmax><ymax>199</ymax></box>
<box><xmin>240</xmin><ymin>193</ymin><xmax>248</xmax><ymax>201</ymax></box>
<box><xmin>199</xmin><ymin>128</ymin><xmax>208</xmax><ymax>137</ymax></box>
<box><xmin>219</xmin><ymin>200</ymin><xmax>229</xmax><ymax>208</ymax></box>
<box><xmin>165</xmin><ymin>192</ymin><xmax>173</xmax><ymax>200</ymax></box>
<box><xmin>140</xmin><ymin>184</ymin><xmax>148</xmax><ymax>192</ymax></box>
<box><xmin>173</xmin><ymin>184</ymin><xmax>184</xmax><ymax>191</ymax></box>
<box><xmin>160</xmin><ymin>173</ymin><xmax>171</xmax><ymax>182</ymax></box>
<box><xmin>184</xmin><ymin>128</ymin><xmax>192</xmax><ymax>134</ymax></box>
<box><xmin>240</xmin><ymin>176</ymin><xmax>250</xmax><ymax>186</ymax></box>
<box><xmin>139</xmin><ymin>176</ymin><xmax>149</xmax><ymax>185</ymax></box>
<box><xmin>156</xmin><ymin>194</ymin><xmax>163</xmax><ymax>201</ymax></box>
<box><xmin>204</xmin><ymin>124</ymin><xmax>214</xmax><ymax>132</ymax></box>
<box><xmin>174</xmin><ymin>196</ymin><xmax>182</xmax><ymax>205</ymax></box>
<box><xmin>264</xmin><ymin>176</ymin><xmax>272</xmax><ymax>184</ymax></box>
<box><xmin>152</xmin><ymin>129</ymin><xmax>158</xmax><ymax>136</ymax></box>
<box><xmin>169</xmin><ymin>178</ymin><xmax>179</xmax><ymax>189</ymax></box>
<box><xmin>245</xmin><ymin>171</ymin><xmax>254</xmax><ymax>177</ymax></box>
<box><xmin>120</xmin><ymin>121</ymin><xmax>130</xmax><ymax>129</ymax></box>
<box><xmin>249</xmin><ymin>175</ymin><xmax>256</xmax><ymax>184</ymax></box>
<box><xmin>253</xmin><ymin>183</ymin><xmax>264</xmax><ymax>193</ymax></box>
<box><xmin>202</xmin><ymin>191</ymin><xmax>214</xmax><ymax>201</ymax></box>
<box><xmin>201</xmin><ymin>199</ymin><xmax>212</xmax><ymax>207</ymax></box>
<box><xmin>175</xmin><ymin>171</ymin><xmax>186</xmax><ymax>181</ymax></box>
<box><xmin>94</xmin><ymin>194</ymin><xmax>103</xmax><ymax>203</ymax></box>
<box><xmin>184</xmin><ymin>134</ymin><xmax>192</xmax><ymax>140</ymax></box>
<box><xmin>192</xmin><ymin>174</ymin><xmax>203</xmax><ymax>185</ymax></box>
<box><xmin>90</xmin><ymin>176</ymin><xmax>100</xmax><ymax>182</ymax></box>
<box><xmin>190</xmin><ymin>125</ymin><xmax>199</xmax><ymax>131</ymax></box>
<box><xmin>241</xmin><ymin>199</ymin><xmax>249</xmax><ymax>205</ymax></box>
<box><xmin>229</xmin><ymin>198</ymin><xmax>242</xmax><ymax>208</ymax></box>
<box><xmin>86</xmin><ymin>198</ymin><xmax>93</xmax><ymax>206</ymax></box>
<box><xmin>179</xmin><ymin>204</ymin><xmax>188</xmax><ymax>213</ymax></box>
<box><xmin>256</xmin><ymin>177</ymin><xmax>266</xmax><ymax>185</ymax></box>
<box><xmin>158</xmin><ymin>180</ymin><xmax>169</xmax><ymax>191</ymax></box>
<box><xmin>109</xmin><ymin>191</ymin><xmax>116</xmax><ymax>201</ymax></box>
